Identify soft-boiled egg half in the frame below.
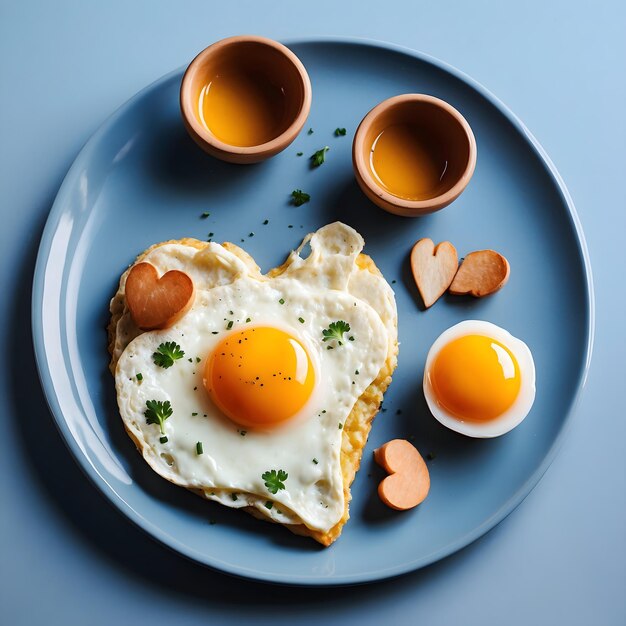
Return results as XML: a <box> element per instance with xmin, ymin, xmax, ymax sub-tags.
<box><xmin>423</xmin><ymin>320</ymin><xmax>535</xmax><ymax>437</ymax></box>
<box><xmin>112</xmin><ymin>223</ymin><xmax>397</xmax><ymax>538</ymax></box>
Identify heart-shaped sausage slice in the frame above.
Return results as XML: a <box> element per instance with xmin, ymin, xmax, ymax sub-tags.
<box><xmin>449</xmin><ymin>249</ymin><xmax>510</xmax><ymax>297</ymax></box>
<box><xmin>374</xmin><ymin>439</ymin><xmax>430</xmax><ymax>510</ymax></box>
<box><xmin>125</xmin><ymin>262</ymin><xmax>195</xmax><ymax>331</ymax></box>
<box><xmin>410</xmin><ymin>239</ymin><xmax>458</xmax><ymax>308</ymax></box>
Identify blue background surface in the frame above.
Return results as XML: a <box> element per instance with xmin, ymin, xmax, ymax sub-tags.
<box><xmin>1</xmin><ymin>0</ymin><xmax>624</xmax><ymax>623</ymax></box>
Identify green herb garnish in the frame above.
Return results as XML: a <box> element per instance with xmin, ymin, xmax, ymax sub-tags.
<box><xmin>278</xmin><ymin>298</ymin><xmax>285</xmax><ymax>305</ymax></box>
<box><xmin>262</xmin><ymin>469</ymin><xmax>288</xmax><ymax>494</ymax></box>
<box><xmin>159</xmin><ymin>436</ymin><xmax>168</xmax><ymax>444</ymax></box>
<box><xmin>201</xmin><ymin>211</ymin><xmax>210</xmax><ymax>218</ymax></box>
<box><xmin>298</xmin><ymin>317</ymin><xmax>305</xmax><ymax>324</ymax></box>
<box><xmin>226</xmin><ymin>320</ymin><xmax>233</xmax><ymax>330</ymax></box>
<box><xmin>196</xmin><ymin>441</ymin><xmax>203</xmax><ymax>455</ymax></box>
<box><xmin>263</xmin><ymin>219</ymin><xmax>269</xmax><ymax>225</ymax></box>
<box><xmin>334</xmin><ymin>127</ymin><xmax>347</xmax><ymax>136</ymax></box>
<box><xmin>322</xmin><ymin>320</ymin><xmax>351</xmax><ymax>346</ymax></box>
<box><xmin>152</xmin><ymin>342</ymin><xmax>184</xmax><ymax>368</ymax></box>
<box><xmin>291</xmin><ymin>189</ymin><xmax>310</xmax><ymax>206</ymax></box>
<box><xmin>313</xmin><ymin>458</ymin><xmax>318</xmax><ymax>464</ymax></box>
<box><xmin>310</xmin><ymin>146</ymin><xmax>329</xmax><ymax>167</ymax></box>
<box><xmin>136</xmin><ymin>373</ymin><xmax>143</xmax><ymax>382</ymax></box>
<box><xmin>145</xmin><ymin>400</ymin><xmax>172</xmax><ymax>434</ymax></box>
<box><xmin>307</xmin><ymin>128</ymin><xmax>314</xmax><ymax>135</ymax></box>
<box><xmin>265</xmin><ymin>501</ymin><xmax>274</xmax><ymax>509</ymax></box>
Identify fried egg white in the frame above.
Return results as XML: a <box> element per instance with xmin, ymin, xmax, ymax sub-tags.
<box><xmin>113</xmin><ymin>223</ymin><xmax>394</xmax><ymax>533</ymax></box>
<box><xmin>423</xmin><ymin>320</ymin><xmax>536</xmax><ymax>438</ymax></box>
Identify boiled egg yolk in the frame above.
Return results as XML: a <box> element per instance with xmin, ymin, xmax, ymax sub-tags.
<box><xmin>204</xmin><ymin>326</ymin><xmax>315</xmax><ymax>428</ymax></box>
<box><xmin>429</xmin><ymin>334</ymin><xmax>521</xmax><ymax>422</ymax></box>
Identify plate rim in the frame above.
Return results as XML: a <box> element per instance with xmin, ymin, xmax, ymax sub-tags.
<box><xmin>31</xmin><ymin>36</ymin><xmax>595</xmax><ymax>586</ymax></box>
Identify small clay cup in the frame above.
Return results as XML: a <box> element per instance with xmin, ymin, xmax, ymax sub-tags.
<box><xmin>180</xmin><ymin>36</ymin><xmax>312</xmax><ymax>164</ymax></box>
<box><xmin>352</xmin><ymin>94</ymin><xmax>477</xmax><ymax>216</ymax></box>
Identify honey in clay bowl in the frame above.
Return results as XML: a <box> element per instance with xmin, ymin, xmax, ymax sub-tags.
<box><xmin>352</xmin><ymin>94</ymin><xmax>477</xmax><ymax>216</ymax></box>
<box><xmin>180</xmin><ymin>36</ymin><xmax>312</xmax><ymax>164</ymax></box>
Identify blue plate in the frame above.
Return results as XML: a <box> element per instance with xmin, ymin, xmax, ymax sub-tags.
<box><xmin>32</xmin><ymin>38</ymin><xmax>593</xmax><ymax>585</ymax></box>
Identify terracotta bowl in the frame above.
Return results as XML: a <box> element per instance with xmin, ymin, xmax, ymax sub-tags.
<box><xmin>352</xmin><ymin>94</ymin><xmax>477</xmax><ymax>216</ymax></box>
<box><xmin>180</xmin><ymin>36</ymin><xmax>312</xmax><ymax>164</ymax></box>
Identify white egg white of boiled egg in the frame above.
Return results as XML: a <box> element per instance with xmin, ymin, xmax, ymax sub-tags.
<box><xmin>423</xmin><ymin>320</ymin><xmax>536</xmax><ymax>438</ymax></box>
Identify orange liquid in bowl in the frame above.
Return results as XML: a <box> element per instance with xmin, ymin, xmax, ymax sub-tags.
<box><xmin>370</xmin><ymin>123</ymin><xmax>450</xmax><ymax>200</ymax></box>
<box><xmin>198</xmin><ymin>66</ymin><xmax>287</xmax><ymax>147</ymax></box>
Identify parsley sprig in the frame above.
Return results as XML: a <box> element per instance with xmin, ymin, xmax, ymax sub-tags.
<box><xmin>152</xmin><ymin>342</ymin><xmax>184</xmax><ymax>368</ymax></box>
<box><xmin>145</xmin><ymin>400</ymin><xmax>172</xmax><ymax>434</ymax></box>
<box><xmin>291</xmin><ymin>189</ymin><xmax>310</xmax><ymax>206</ymax></box>
<box><xmin>334</xmin><ymin>127</ymin><xmax>347</xmax><ymax>136</ymax></box>
<box><xmin>322</xmin><ymin>321</ymin><xmax>351</xmax><ymax>346</ymax></box>
<box><xmin>262</xmin><ymin>469</ymin><xmax>288</xmax><ymax>494</ymax></box>
<box><xmin>310</xmin><ymin>146</ymin><xmax>329</xmax><ymax>167</ymax></box>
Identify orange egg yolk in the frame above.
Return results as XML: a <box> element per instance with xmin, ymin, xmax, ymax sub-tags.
<box><xmin>204</xmin><ymin>326</ymin><xmax>315</xmax><ymax>428</ymax></box>
<box><xmin>430</xmin><ymin>334</ymin><xmax>521</xmax><ymax>422</ymax></box>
